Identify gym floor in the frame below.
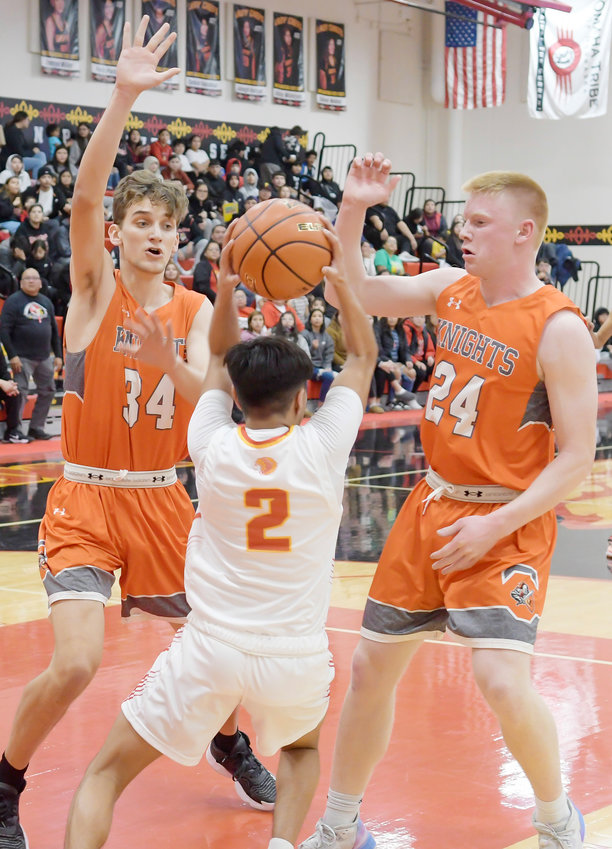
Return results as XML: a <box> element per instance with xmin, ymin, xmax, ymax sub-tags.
<box><xmin>1</xmin><ymin>402</ymin><xmax>612</xmax><ymax>848</ymax></box>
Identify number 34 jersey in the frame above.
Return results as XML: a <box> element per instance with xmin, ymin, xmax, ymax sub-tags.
<box><xmin>185</xmin><ymin>387</ymin><xmax>364</xmax><ymax>648</ymax></box>
<box><xmin>423</xmin><ymin>275</ymin><xmax>583</xmax><ymax>490</ymax></box>
<box><xmin>62</xmin><ymin>272</ymin><xmax>205</xmax><ymax>470</ymax></box>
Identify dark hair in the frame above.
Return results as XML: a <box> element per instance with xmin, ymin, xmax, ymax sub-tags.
<box><xmin>31</xmin><ymin>238</ymin><xmax>48</xmax><ymax>255</ymax></box>
<box><xmin>593</xmin><ymin>306</ymin><xmax>610</xmax><ymax>323</ymax></box>
<box><xmin>407</xmin><ymin>207</ymin><xmax>423</xmax><ymax>224</ymax></box>
<box><xmin>112</xmin><ymin>169</ymin><xmax>188</xmax><ymax>226</ymax></box>
<box><xmin>45</xmin><ymin>123</ymin><xmax>60</xmax><ymax>137</ymax></box>
<box><xmin>305</xmin><ymin>149</ymin><xmax>317</xmax><ymax>158</ymax></box>
<box><xmin>224</xmin><ymin>336</ymin><xmax>312</xmax><ymax>414</ymax></box>
<box><xmin>8</xmin><ymin>111</ymin><xmax>28</xmax><ymax>126</ymax></box>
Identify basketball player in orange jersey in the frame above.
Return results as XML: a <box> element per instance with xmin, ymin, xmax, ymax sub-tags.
<box><xmin>0</xmin><ymin>17</ymin><xmax>273</xmax><ymax>849</ymax></box>
<box><xmin>300</xmin><ymin>154</ymin><xmax>597</xmax><ymax>849</ymax></box>
<box><xmin>63</xmin><ymin>228</ymin><xmax>377</xmax><ymax>849</ymax></box>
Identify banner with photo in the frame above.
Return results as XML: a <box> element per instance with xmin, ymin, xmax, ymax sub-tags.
<box><xmin>528</xmin><ymin>0</ymin><xmax>612</xmax><ymax>119</ymax></box>
<box><xmin>142</xmin><ymin>0</ymin><xmax>179</xmax><ymax>91</ymax></box>
<box><xmin>273</xmin><ymin>14</ymin><xmax>305</xmax><ymax>106</ymax></box>
<box><xmin>90</xmin><ymin>0</ymin><xmax>125</xmax><ymax>82</ymax></box>
<box><xmin>316</xmin><ymin>20</ymin><xmax>346</xmax><ymax>111</ymax></box>
<box><xmin>185</xmin><ymin>1</ymin><xmax>222</xmax><ymax>96</ymax></box>
<box><xmin>233</xmin><ymin>5</ymin><xmax>266</xmax><ymax>101</ymax></box>
<box><xmin>40</xmin><ymin>0</ymin><xmax>80</xmax><ymax>77</ymax></box>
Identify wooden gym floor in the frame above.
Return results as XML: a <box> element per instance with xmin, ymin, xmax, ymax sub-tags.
<box><xmin>2</xmin><ymin>402</ymin><xmax>612</xmax><ymax>848</ymax></box>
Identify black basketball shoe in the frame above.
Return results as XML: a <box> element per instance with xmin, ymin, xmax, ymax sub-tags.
<box><xmin>0</xmin><ymin>782</ymin><xmax>28</xmax><ymax>849</ymax></box>
<box><xmin>206</xmin><ymin>731</ymin><xmax>276</xmax><ymax>811</ymax></box>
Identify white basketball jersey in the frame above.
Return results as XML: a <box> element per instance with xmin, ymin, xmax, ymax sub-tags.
<box><xmin>185</xmin><ymin>387</ymin><xmax>363</xmax><ymax>653</ymax></box>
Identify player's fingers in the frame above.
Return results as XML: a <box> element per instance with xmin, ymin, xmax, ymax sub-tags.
<box><xmin>381</xmin><ymin>157</ymin><xmax>393</xmax><ymax>175</ymax></box>
<box><xmin>362</xmin><ymin>152</ymin><xmax>374</xmax><ymax>167</ymax></box>
<box><xmin>134</xmin><ymin>15</ymin><xmax>149</xmax><ymax>47</ymax></box>
<box><xmin>436</xmin><ymin>521</ymin><xmax>461</xmax><ymax>538</ymax></box>
<box><xmin>154</xmin><ymin>32</ymin><xmax>177</xmax><ymax>62</ymax></box>
<box><xmin>122</xmin><ymin>21</ymin><xmax>131</xmax><ymax>51</ymax></box>
<box><xmin>147</xmin><ymin>21</ymin><xmax>170</xmax><ymax>52</ymax></box>
<box><xmin>372</xmin><ymin>152</ymin><xmax>385</xmax><ymax>170</ymax></box>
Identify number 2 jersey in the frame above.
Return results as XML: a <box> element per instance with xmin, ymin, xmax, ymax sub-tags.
<box><xmin>423</xmin><ymin>275</ymin><xmax>583</xmax><ymax>490</ymax></box>
<box><xmin>61</xmin><ymin>271</ymin><xmax>205</xmax><ymax>470</ymax></box>
<box><xmin>185</xmin><ymin>386</ymin><xmax>364</xmax><ymax>654</ymax></box>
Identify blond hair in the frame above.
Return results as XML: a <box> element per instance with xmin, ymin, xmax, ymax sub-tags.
<box><xmin>112</xmin><ymin>170</ymin><xmax>188</xmax><ymax>226</ymax></box>
<box><xmin>462</xmin><ymin>171</ymin><xmax>548</xmax><ymax>244</ymax></box>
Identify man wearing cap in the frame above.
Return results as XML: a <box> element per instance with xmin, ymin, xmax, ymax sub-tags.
<box><xmin>260</xmin><ymin>125</ymin><xmax>302</xmax><ymax>184</ymax></box>
<box><xmin>0</xmin><ymin>267</ymin><xmax>63</xmax><ymax>441</ymax></box>
<box><xmin>23</xmin><ymin>166</ymin><xmax>62</xmax><ymax>223</ymax></box>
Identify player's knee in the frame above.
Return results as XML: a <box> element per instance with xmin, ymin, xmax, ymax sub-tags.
<box><xmin>49</xmin><ymin>652</ymin><xmax>101</xmax><ymax>700</ymax></box>
<box><xmin>473</xmin><ymin>668</ymin><xmax>525</xmax><ymax>718</ymax></box>
<box><xmin>350</xmin><ymin>642</ymin><xmax>388</xmax><ymax>693</ymax></box>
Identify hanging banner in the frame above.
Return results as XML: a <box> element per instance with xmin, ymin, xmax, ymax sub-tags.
<box><xmin>528</xmin><ymin>0</ymin><xmax>612</xmax><ymax>119</ymax></box>
<box><xmin>142</xmin><ymin>0</ymin><xmax>179</xmax><ymax>91</ymax></box>
<box><xmin>185</xmin><ymin>1</ymin><xmax>222</xmax><ymax>96</ymax></box>
<box><xmin>273</xmin><ymin>14</ymin><xmax>305</xmax><ymax>106</ymax></box>
<box><xmin>316</xmin><ymin>20</ymin><xmax>346</xmax><ymax>111</ymax></box>
<box><xmin>40</xmin><ymin>0</ymin><xmax>80</xmax><ymax>77</ymax></box>
<box><xmin>233</xmin><ymin>5</ymin><xmax>266</xmax><ymax>102</ymax></box>
<box><xmin>444</xmin><ymin>2</ymin><xmax>506</xmax><ymax>109</ymax></box>
<box><xmin>90</xmin><ymin>0</ymin><xmax>125</xmax><ymax>82</ymax></box>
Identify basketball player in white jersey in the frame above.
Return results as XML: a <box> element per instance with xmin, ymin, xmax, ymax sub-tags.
<box><xmin>64</xmin><ymin>225</ymin><xmax>378</xmax><ymax>849</ymax></box>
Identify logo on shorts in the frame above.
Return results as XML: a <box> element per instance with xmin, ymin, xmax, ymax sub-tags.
<box><xmin>255</xmin><ymin>457</ymin><xmax>277</xmax><ymax>475</ymax></box>
<box><xmin>510</xmin><ymin>581</ymin><xmax>534</xmax><ymax>612</ymax></box>
<box><xmin>53</xmin><ymin>506</ymin><xmax>66</xmax><ymax>516</ymax></box>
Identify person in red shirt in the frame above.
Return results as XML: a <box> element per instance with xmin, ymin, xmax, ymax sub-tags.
<box><xmin>150</xmin><ymin>128</ymin><xmax>173</xmax><ymax>168</ymax></box>
<box><xmin>403</xmin><ymin>314</ymin><xmax>435</xmax><ymax>390</ymax></box>
<box><xmin>260</xmin><ymin>299</ymin><xmax>304</xmax><ymax>331</ymax></box>
<box><xmin>161</xmin><ymin>155</ymin><xmax>195</xmax><ymax>193</ymax></box>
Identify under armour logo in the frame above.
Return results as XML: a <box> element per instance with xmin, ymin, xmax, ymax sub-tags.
<box><xmin>464</xmin><ymin>489</ymin><xmax>483</xmax><ymax>498</ymax></box>
<box><xmin>152</xmin><ymin>475</ymin><xmax>166</xmax><ymax>482</ymax></box>
<box><xmin>88</xmin><ymin>472</ymin><xmax>104</xmax><ymax>480</ymax></box>
<box><xmin>53</xmin><ymin>507</ymin><xmax>66</xmax><ymax>516</ymax></box>
<box><xmin>448</xmin><ymin>297</ymin><xmax>462</xmax><ymax>309</ymax></box>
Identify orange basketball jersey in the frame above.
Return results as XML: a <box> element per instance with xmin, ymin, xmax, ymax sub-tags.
<box><xmin>61</xmin><ymin>271</ymin><xmax>205</xmax><ymax>470</ymax></box>
<box><xmin>422</xmin><ymin>276</ymin><xmax>583</xmax><ymax>490</ymax></box>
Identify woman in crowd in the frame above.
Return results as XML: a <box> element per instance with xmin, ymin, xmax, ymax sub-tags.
<box><xmin>142</xmin><ymin>155</ymin><xmax>163</xmax><ymax>181</ymax></box>
<box><xmin>0</xmin><ymin>155</ymin><xmax>31</xmax><ymax>193</ymax></box>
<box><xmin>222</xmin><ymin>173</ymin><xmax>244</xmax><ymax>210</ymax></box>
<box><xmin>444</xmin><ymin>215</ymin><xmax>465</xmax><ymax>268</ymax></box>
<box><xmin>69</xmin><ymin>122</ymin><xmax>92</xmax><ymax>170</ymax></box>
<box><xmin>51</xmin><ymin>145</ymin><xmax>77</xmax><ymax>178</ymax></box>
<box><xmin>301</xmin><ymin>307</ymin><xmax>336</xmax><ymax>403</ymax></box>
<box><xmin>374</xmin><ymin>236</ymin><xmax>405</xmax><ymax>275</ymax></box>
<box><xmin>422</xmin><ymin>198</ymin><xmax>448</xmax><ymax>242</ymax></box>
<box><xmin>374</xmin><ymin>316</ymin><xmax>421</xmax><ymax>410</ymax></box>
<box><xmin>0</xmin><ymin>177</ymin><xmax>23</xmax><ymax>234</ymax></box>
<box><xmin>150</xmin><ymin>128</ymin><xmax>173</xmax><ymax>168</ymax></box>
<box><xmin>125</xmin><ymin>128</ymin><xmax>149</xmax><ymax>169</ymax></box>
<box><xmin>56</xmin><ymin>169</ymin><xmax>74</xmax><ymax>221</ymax></box>
<box><xmin>192</xmin><ymin>239</ymin><xmax>220</xmax><ymax>304</ymax></box>
<box><xmin>272</xmin><ymin>310</ymin><xmax>310</xmax><ymax>355</ymax></box>
<box><xmin>185</xmin><ymin>134</ymin><xmax>210</xmax><ymax>178</ymax></box>
<box><xmin>241</xmin><ymin>309</ymin><xmax>269</xmax><ymax>342</ymax></box>
<box><xmin>189</xmin><ymin>181</ymin><xmax>219</xmax><ymax>243</ymax></box>
<box><xmin>3</xmin><ymin>111</ymin><xmax>47</xmax><ymax>178</ymax></box>
<box><xmin>163</xmin><ymin>260</ymin><xmax>184</xmax><ymax>286</ymax></box>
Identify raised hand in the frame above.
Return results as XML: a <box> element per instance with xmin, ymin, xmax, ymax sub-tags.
<box><xmin>116</xmin><ymin>16</ymin><xmax>179</xmax><ymax>97</ymax></box>
<box><xmin>217</xmin><ymin>222</ymin><xmax>242</xmax><ymax>292</ymax></box>
<box><xmin>343</xmin><ymin>152</ymin><xmax>400</xmax><ymax>209</ymax></box>
<box><xmin>121</xmin><ymin>308</ymin><xmax>179</xmax><ymax>376</ymax></box>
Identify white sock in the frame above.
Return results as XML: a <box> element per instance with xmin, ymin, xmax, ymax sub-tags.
<box><xmin>268</xmin><ymin>839</ymin><xmax>293</xmax><ymax>849</ymax></box>
<box><xmin>322</xmin><ymin>789</ymin><xmax>362</xmax><ymax>828</ymax></box>
<box><xmin>535</xmin><ymin>791</ymin><xmax>570</xmax><ymax>825</ymax></box>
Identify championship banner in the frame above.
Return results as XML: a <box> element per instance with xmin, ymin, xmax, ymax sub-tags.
<box><xmin>233</xmin><ymin>5</ymin><xmax>266</xmax><ymax>102</ymax></box>
<box><xmin>142</xmin><ymin>0</ymin><xmax>179</xmax><ymax>91</ymax></box>
<box><xmin>273</xmin><ymin>14</ymin><xmax>304</xmax><ymax>106</ymax></box>
<box><xmin>528</xmin><ymin>0</ymin><xmax>612</xmax><ymax>119</ymax></box>
<box><xmin>316</xmin><ymin>20</ymin><xmax>346</xmax><ymax>111</ymax></box>
<box><xmin>90</xmin><ymin>0</ymin><xmax>125</xmax><ymax>83</ymax></box>
<box><xmin>40</xmin><ymin>0</ymin><xmax>80</xmax><ymax>78</ymax></box>
<box><xmin>186</xmin><ymin>1</ymin><xmax>222</xmax><ymax>96</ymax></box>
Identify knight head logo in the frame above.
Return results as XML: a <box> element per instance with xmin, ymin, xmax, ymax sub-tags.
<box><xmin>255</xmin><ymin>457</ymin><xmax>277</xmax><ymax>475</ymax></box>
<box><xmin>510</xmin><ymin>581</ymin><xmax>534</xmax><ymax>612</ymax></box>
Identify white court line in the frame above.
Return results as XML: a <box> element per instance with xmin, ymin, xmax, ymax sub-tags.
<box><xmin>325</xmin><ymin>627</ymin><xmax>612</xmax><ymax>667</ymax></box>
<box><xmin>0</xmin><ymin>586</ymin><xmax>43</xmax><ymax>595</ymax></box>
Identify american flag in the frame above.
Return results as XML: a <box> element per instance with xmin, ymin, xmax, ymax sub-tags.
<box><xmin>445</xmin><ymin>1</ymin><xmax>506</xmax><ymax>109</ymax></box>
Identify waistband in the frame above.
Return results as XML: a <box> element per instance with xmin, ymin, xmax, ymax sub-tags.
<box><xmin>189</xmin><ymin>616</ymin><xmax>329</xmax><ymax>658</ymax></box>
<box><xmin>423</xmin><ymin>467</ymin><xmax>521</xmax><ymax>509</ymax></box>
<box><xmin>63</xmin><ymin>462</ymin><xmax>177</xmax><ymax>488</ymax></box>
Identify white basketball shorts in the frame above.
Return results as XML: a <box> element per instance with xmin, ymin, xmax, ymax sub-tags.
<box><xmin>122</xmin><ymin>622</ymin><xmax>335</xmax><ymax>765</ymax></box>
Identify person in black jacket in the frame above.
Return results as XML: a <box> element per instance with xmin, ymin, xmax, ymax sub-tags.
<box><xmin>373</xmin><ymin>316</ymin><xmax>420</xmax><ymax>409</ymax></box>
<box><xmin>0</xmin><ymin>177</ymin><xmax>22</xmax><ymax>235</ymax></box>
<box><xmin>260</xmin><ymin>126</ymin><xmax>295</xmax><ymax>183</ymax></box>
<box><xmin>22</xmin><ymin>166</ymin><xmax>63</xmax><ymax>222</ymax></box>
<box><xmin>0</xmin><ymin>267</ymin><xmax>63</xmax><ymax>440</ymax></box>
<box><xmin>193</xmin><ymin>239</ymin><xmax>220</xmax><ymax>303</ymax></box>
<box><xmin>2</xmin><ymin>111</ymin><xmax>47</xmax><ymax>177</ymax></box>
<box><xmin>0</xmin><ymin>345</ymin><xmax>28</xmax><ymax>443</ymax></box>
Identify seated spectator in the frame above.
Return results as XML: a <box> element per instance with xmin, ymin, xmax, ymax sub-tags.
<box><xmin>185</xmin><ymin>134</ymin><xmax>210</xmax><ymax>178</ymax></box>
<box><xmin>593</xmin><ymin>307</ymin><xmax>612</xmax><ymax>350</ymax></box>
<box><xmin>271</xmin><ymin>310</ymin><xmax>310</xmax><ymax>355</ymax></box>
<box><xmin>225</xmin><ymin>138</ymin><xmax>248</xmax><ymax>175</ymax></box>
<box><xmin>192</xmin><ymin>239</ymin><xmax>220</xmax><ymax>303</ymax></box>
<box><xmin>69</xmin><ymin>122</ymin><xmax>92</xmax><ymax>171</ymax></box>
<box><xmin>366</xmin><ymin>199</ymin><xmax>418</xmax><ymax>258</ymax></box>
<box><xmin>172</xmin><ymin>138</ymin><xmax>193</xmax><ymax>173</ymax></box>
<box><xmin>374</xmin><ymin>236</ymin><xmax>405</xmax><ymax>275</ymax></box>
<box><xmin>403</xmin><ymin>207</ymin><xmax>434</xmax><ymax>260</ymax></box>
<box><xmin>0</xmin><ymin>155</ymin><xmax>32</xmax><ymax>192</ymax></box>
<box><xmin>23</xmin><ymin>166</ymin><xmax>63</xmax><ymax>222</ymax></box>
<box><xmin>289</xmin><ymin>294</ymin><xmax>310</xmax><ymax>326</ymax></box>
<box><xmin>261</xmin><ymin>298</ymin><xmax>304</xmax><ymax>331</ymax></box>
<box><xmin>316</xmin><ymin>166</ymin><xmax>342</xmax><ymax>207</ymax></box>
<box><xmin>284</xmin><ymin>125</ymin><xmax>306</xmax><ymax>171</ymax></box>
<box><xmin>164</xmin><ymin>260</ymin><xmax>183</xmax><ymax>285</ymax></box>
<box><xmin>373</xmin><ymin>317</ymin><xmax>420</xmax><ymax>409</ymax></box>
<box><xmin>258</xmin><ymin>182</ymin><xmax>273</xmax><ymax>203</ymax></box>
<box><xmin>234</xmin><ymin>287</ymin><xmax>254</xmax><ymax>328</ymax></box>
<box><xmin>189</xmin><ymin>181</ymin><xmax>220</xmax><ymax>244</ymax></box>
<box><xmin>150</xmin><ymin>128</ymin><xmax>172</xmax><ymax>168</ymax></box>
<box><xmin>0</xmin><ymin>267</ymin><xmax>63</xmax><ymax>440</ymax></box>
<box><xmin>286</xmin><ymin>161</ymin><xmax>304</xmax><ymax>199</ymax></box>
<box><xmin>14</xmin><ymin>204</ymin><xmax>55</xmax><ymax>260</ymax></box>
<box><xmin>204</xmin><ymin>159</ymin><xmax>226</xmax><ymax>206</ymax></box>
<box><xmin>301</xmin><ymin>149</ymin><xmax>317</xmax><ymax>181</ymax></box>
<box><xmin>26</xmin><ymin>239</ymin><xmax>53</xmax><ymax>292</ymax></box>
<box><xmin>422</xmin><ymin>198</ymin><xmax>448</xmax><ymax>242</ymax></box>
<box><xmin>278</xmin><ymin>185</ymin><xmax>292</xmax><ymax>199</ymax></box>
<box><xmin>50</xmin><ymin>145</ymin><xmax>77</xmax><ymax>179</ymax></box>
<box><xmin>56</xmin><ymin>168</ymin><xmax>74</xmax><ymax>221</ymax></box>
<box><xmin>403</xmin><ymin>315</ymin><xmax>435</xmax><ymax>391</ymax></box>
<box><xmin>125</xmin><ymin>128</ymin><xmax>149</xmax><ymax>169</ymax></box>
<box><xmin>193</xmin><ymin>221</ymin><xmax>227</xmax><ymax>264</ymax></box>
<box><xmin>326</xmin><ymin>312</ymin><xmax>346</xmax><ymax>372</ymax></box>
<box><xmin>142</xmin><ymin>155</ymin><xmax>163</xmax><ymax>181</ymax></box>
<box><xmin>0</xmin><ymin>344</ymin><xmax>28</xmax><ymax>443</ymax></box>
<box><xmin>2</xmin><ymin>111</ymin><xmax>47</xmax><ymax>179</ymax></box>
<box><xmin>271</xmin><ymin>171</ymin><xmax>286</xmax><ymax>197</ymax></box>
<box><xmin>222</xmin><ymin>173</ymin><xmax>243</xmax><ymax>209</ymax></box>
<box><xmin>162</xmin><ymin>154</ymin><xmax>195</xmax><ymax>192</ymax></box>
<box><xmin>445</xmin><ymin>216</ymin><xmax>465</xmax><ymax>268</ymax></box>
<box><xmin>45</xmin><ymin>123</ymin><xmax>63</xmax><ymax>159</ymax></box>
<box><xmin>260</xmin><ymin>125</ymin><xmax>294</xmax><ymax>183</ymax></box>
<box><xmin>301</xmin><ymin>307</ymin><xmax>336</xmax><ymax>403</ymax></box>
<box><xmin>0</xmin><ymin>236</ymin><xmax>27</xmax><ymax>287</ymax></box>
<box><xmin>310</xmin><ymin>295</ymin><xmax>332</xmax><ymax>326</ymax></box>
<box><xmin>244</xmin><ymin>196</ymin><xmax>258</xmax><ymax>213</ymax></box>
<box><xmin>536</xmin><ymin>259</ymin><xmax>552</xmax><ymax>284</ymax></box>
<box><xmin>239</xmin><ymin>168</ymin><xmax>259</xmax><ymax>202</ymax></box>
<box><xmin>361</xmin><ymin>239</ymin><xmax>376</xmax><ymax>276</ymax></box>
<box><xmin>176</xmin><ymin>205</ymin><xmax>201</xmax><ymax>263</ymax></box>
<box><xmin>426</xmin><ymin>312</ymin><xmax>439</xmax><ymax>346</ymax></box>
<box><xmin>0</xmin><ymin>177</ymin><xmax>23</xmax><ymax>235</ymax></box>
<box><xmin>240</xmin><ymin>309</ymin><xmax>268</xmax><ymax>341</ymax></box>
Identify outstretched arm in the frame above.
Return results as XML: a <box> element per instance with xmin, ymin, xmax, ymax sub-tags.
<box><xmin>332</xmin><ymin>153</ymin><xmax>462</xmax><ymax>317</ymax></box>
<box><xmin>70</xmin><ymin>16</ymin><xmax>179</xmax><ymax>298</ymax></box>
<box><xmin>592</xmin><ymin>311</ymin><xmax>612</xmax><ymax>349</ymax></box>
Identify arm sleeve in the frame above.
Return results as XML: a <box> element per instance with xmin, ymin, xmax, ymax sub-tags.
<box><xmin>309</xmin><ymin>386</ymin><xmax>364</xmax><ymax>479</ymax></box>
<box><xmin>187</xmin><ymin>389</ymin><xmax>234</xmax><ymax>466</ymax></box>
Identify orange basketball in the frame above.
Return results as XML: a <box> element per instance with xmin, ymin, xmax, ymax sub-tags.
<box><xmin>230</xmin><ymin>198</ymin><xmax>332</xmax><ymax>300</ymax></box>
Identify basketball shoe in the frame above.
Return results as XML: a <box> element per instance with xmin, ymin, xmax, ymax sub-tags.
<box><xmin>533</xmin><ymin>800</ymin><xmax>585</xmax><ymax>848</ymax></box>
<box><xmin>0</xmin><ymin>782</ymin><xmax>28</xmax><ymax>849</ymax></box>
<box><xmin>206</xmin><ymin>731</ymin><xmax>276</xmax><ymax>811</ymax></box>
<box><xmin>299</xmin><ymin>817</ymin><xmax>375</xmax><ymax>849</ymax></box>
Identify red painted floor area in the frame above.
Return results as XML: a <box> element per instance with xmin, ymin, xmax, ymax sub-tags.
<box><xmin>1</xmin><ymin>606</ymin><xmax>611</xmax><ymax>848</ymax></box>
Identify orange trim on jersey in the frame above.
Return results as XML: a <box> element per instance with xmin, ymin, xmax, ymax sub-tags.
<box><xmin>237</xmin><ymin>425</ymin><xmax>294</xmax><ymax>448</ymax></box>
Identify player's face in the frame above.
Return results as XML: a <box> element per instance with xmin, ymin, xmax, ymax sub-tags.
<box><xmin>461</xmin><ymin>192</ymin><xmax>527</xmax><ymax>277</ymax></box>
<box><xmin>118</xmin><ymin>199</ymin><xmax>179</xmax><ymax>273</ymax></box>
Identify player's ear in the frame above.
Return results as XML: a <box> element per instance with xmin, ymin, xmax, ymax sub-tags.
<box><xmin>515</xmin><ymin>218</ymin><xmax>535</xmax><ymax>244</ymax></box>
<box><xmin>295</xmin><ymin>385</ymin><xmax>307</xmax><ymax>416</ymax></box>
<box><xmin>107</xmin><ymin>222</ymin><xmax>122</xmax><ymax>246</ymax></box>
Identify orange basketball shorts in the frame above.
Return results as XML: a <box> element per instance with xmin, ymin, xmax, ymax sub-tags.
<box><xmin>361</xmin><ymin>478</ymin><xmax>557</xmax><ymax>653</ymax></box>
<box><xmin>38</xmin><ymin>476</ymin><xmax>195</xmax><ymax>620</ymax></box>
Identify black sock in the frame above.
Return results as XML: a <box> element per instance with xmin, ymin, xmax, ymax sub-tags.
<box><xmin>0</xmin><ymin>754</ymin><xmax>27</xmax><ymax>793</ymax></box>
<box><xmin>213</xmin><ymin>731</ymin><xmax>240</xmax><ymax>753</ymax></box>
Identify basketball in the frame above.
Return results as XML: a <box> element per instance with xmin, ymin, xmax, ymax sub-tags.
<box><xmin>230</xmin><ymin>198</ymin><xmax>333</xmax><ymax>300</ymax></box>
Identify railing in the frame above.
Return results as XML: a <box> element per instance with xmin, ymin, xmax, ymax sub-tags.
<box><xmin>316</xmin><ymin>143</ymin><xmax>357</xmax><ymax>187</ymax></box>
<box><xmin>389</xmin><ymin>171</ymin><xmax>416</xmax><ymax>218</ymax></box>
<box><xmin>556</xmin><ymin>260</ymin><xmax>600</xmax><ymax>316</ymax></box>
<box><xmin>442</xmin><ymin>199</ymin><xmax>465</xmax><ymax>225</ymax></box>
<box><xmin>405</xmin><ymin>186</ymin><xmax>446</xmax><ymax>217</ymax></box>
<box><xmin>589</xmin><ymin>272</ymin><xmax>612</xmax><ymax>318</ymax></box>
